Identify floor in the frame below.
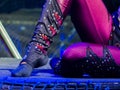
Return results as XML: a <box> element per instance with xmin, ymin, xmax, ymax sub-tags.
<box><xmin>1</xmin><ymin>58</ymin><xmax>120</xmax><ymax>89</ymax></box>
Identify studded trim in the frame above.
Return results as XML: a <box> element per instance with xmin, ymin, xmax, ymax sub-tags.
<box><xmin>48</xmin><ymin>25</ymin><xmax>57</xmax><ymax>36</ymax></box>
<box><xmin>52</xmin><ymin>46</ymin><xmax>120</xmax><ymax>77</ymax></box>
<box><xmin>109</xmin><ymin>10</ymin><xmax>120</xmax><ymax>48</ymax></box>
<box><xmin>86</xmin><ymin>46</ymin><xmax>116</xmax><ymax>66</ymax></box>
<box><xmin>81</xmin><ymin>46</ymin><xmax>120</xmax><ymax>76</ymax></box>
<box><xmin>32</xmin><ymin>33</ymin><xmax>52</xmax><ymax>46</ymax></box>
<box><xmin>54</xmin><ymin>60</ymin><xmax>62</xmax><ymax>74</ymax></box>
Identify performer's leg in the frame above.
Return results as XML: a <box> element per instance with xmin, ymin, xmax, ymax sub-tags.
<box><xmin>50</xmin><ymin>0</ymin><xmax>119</xmax><ymax>77</ymax></box>
<box><xmin>51</xmin><ymin>42</ymin><xmax>120</xmax><ymax>77</ymax></box>
<box><xmin>12</xmin><ymin>0</ymin><xmax>73</xmax><ymax>77</ymax></box>
<box><xmin>71</xmin><ymin>0</ymin><xmax>113</xmax><ymax>44</ymax></box>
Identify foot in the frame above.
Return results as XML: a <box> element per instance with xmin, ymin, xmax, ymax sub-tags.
<box><xmin>11</xmin><ymin>62</ymin><xmax>33</xmax><ymax>77</ymax></box>
<box><xmin>11</xmin><ymin>42</ymin><xmax>49</xmax><ymax>77</ymax></box>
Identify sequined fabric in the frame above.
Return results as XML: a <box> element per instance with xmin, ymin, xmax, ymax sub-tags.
<box><xmin>51</xmin><ymin>42</ymin><xmax>120</xmax><ymax>77</ymax></box>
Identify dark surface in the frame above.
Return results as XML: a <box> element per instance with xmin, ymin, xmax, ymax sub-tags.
<box><xmin>0</xmin><ymin>0</ymin><xmax>45</xmax><ymax>13</ymax></box>
<box><xmin>0</xmin><ymin>0</ymin><xmax>119</xmax><ymax>13</ymax></box>
<box><xmin>103</xmin><ymin>0</ymin><xmax>120</xmax><ymax>13</ymax></box>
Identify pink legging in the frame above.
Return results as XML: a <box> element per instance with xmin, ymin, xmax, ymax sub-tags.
<box><xmin>54</xmin><ymin>0</ymin><xmax>120</xmax><ymax>77</ymax></box>
<box><xmin>58</xmin><ymin>0</ymin><xmax>112</xmax><ymax>44</ymax></box>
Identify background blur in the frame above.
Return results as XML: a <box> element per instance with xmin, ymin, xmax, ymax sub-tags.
<box><xmin>0</xmin><ymin>0</ymin><xmax>119</xmax><ymax>58</ymax></box>
<box><xmin>0</xmin><ymin>0</ymin><xmax>80</xmax><ymax>58</ymax></box>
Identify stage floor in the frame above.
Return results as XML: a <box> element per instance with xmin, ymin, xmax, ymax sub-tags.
<box><xmin>0</xmin><ymin>58</ymin><xmax>120</xmax><ymax>90</ymax></box>
<box><xmin>0</xmin><ymin>58</ymin><xmax>56</xmax><ymax>78</ymax></box>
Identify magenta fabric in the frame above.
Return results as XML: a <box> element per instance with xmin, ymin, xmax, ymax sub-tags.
<box><xmin>45</xmin><ymin>0</ymin><xmax>120</xmax><ymax>77</ymax></box>
<box><xmin>57</xmin><ymin>0</ymin><xmax>120</xmax><ymax>63</ymax></box>
<box><xmin>57</xmin><ymin>0</ymin><xmax>73</xmax><ymax>18</ymax></box>
<box><xmin>57</xmin><ymin>0</ymin><xmax>120</xmax><ymax>72</ymax></box>
<box><xmin>62</xmin><ymin>42</ymin><xmax>120</xmax><ymax>65</ymax></box>
<box><xmin>71</xmin><ymin>0</ymin><xmax>112</xmax><ymax>44</ymax></box>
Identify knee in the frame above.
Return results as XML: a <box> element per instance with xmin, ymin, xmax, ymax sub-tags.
<box><xmin>62</xmin><ymin>42</ymin><xmax>88</xmax><ymax>61</ymax></box>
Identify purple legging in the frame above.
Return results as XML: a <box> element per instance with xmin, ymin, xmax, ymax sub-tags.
<box><xmin>53</xmin><ymin>0</ymin><xmax>120</xmax><ymax>77</ymax></box>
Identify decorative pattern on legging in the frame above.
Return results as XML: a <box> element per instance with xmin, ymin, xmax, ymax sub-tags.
<box><xmin>51</xmin><ymin>46</ymin><xmax>120</xmax><ymax>77</ymax></box>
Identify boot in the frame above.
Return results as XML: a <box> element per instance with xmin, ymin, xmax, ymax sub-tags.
<box><xmin>12</xmin><ymin>0</ymin><xmax>73</xmax><ymax>77</ymax></box>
